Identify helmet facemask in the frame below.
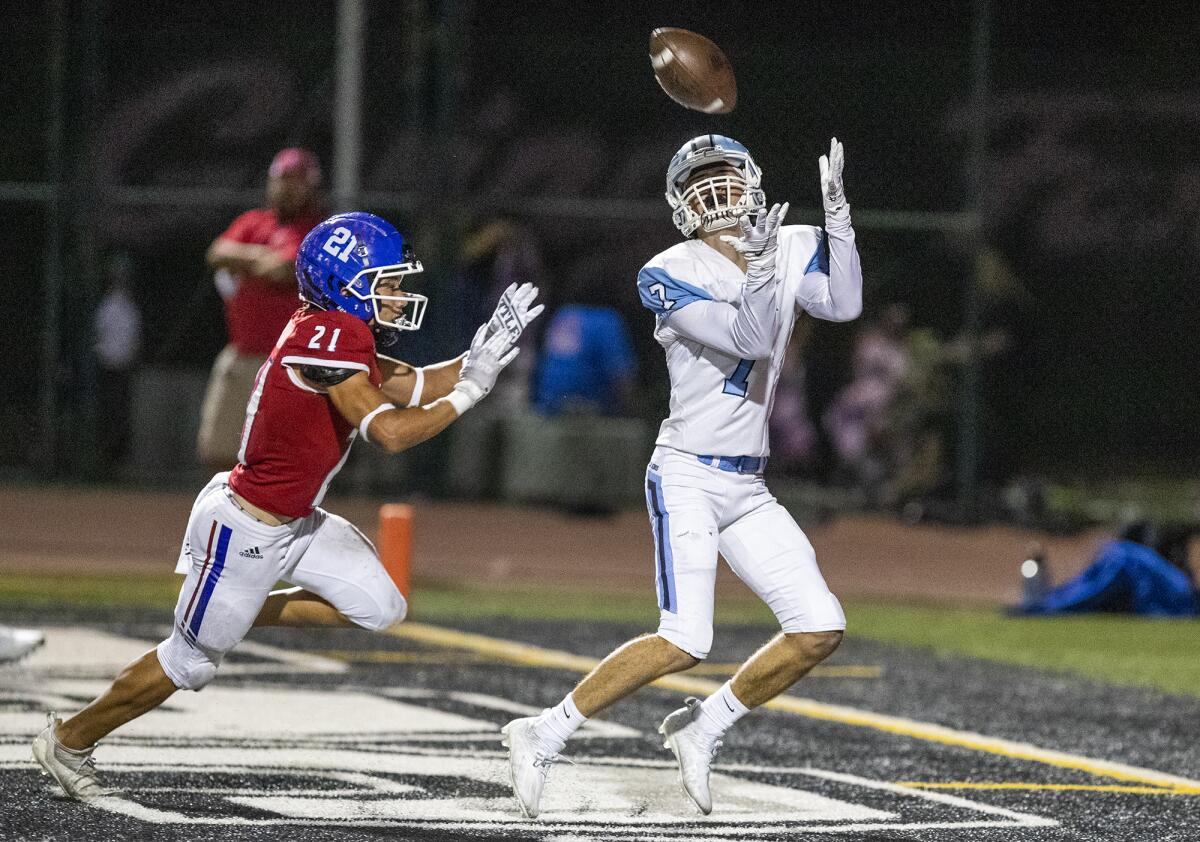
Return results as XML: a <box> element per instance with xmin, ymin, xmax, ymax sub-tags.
<box><xmin>666</xmin><ymin>145</ymin><xmax>766</xmax><ymax>237</ymax></box>
<box><xmin>344</xmin><ymin>260</ymin><xmax>427</xmax><ymax>331</ymax></box>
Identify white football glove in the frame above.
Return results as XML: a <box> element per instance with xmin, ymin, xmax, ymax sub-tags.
<box><xmin>486</xmin><ymin>282</ymin><xmax>544</xmax><ymax>346</ymax></box>
<box><xmin>449</xmin><ymin>323</ymin><xmax>521</xmax><ymax>415</ymax></box>
<box><xmin>819</xmin><ymin>137</ymin><xmax>846</xmax><ymax>214</ymax></box>
<box><xmin>720</xmin><ymin>202</ymin><xmax>789</xmax><ymax>285</ymax></box>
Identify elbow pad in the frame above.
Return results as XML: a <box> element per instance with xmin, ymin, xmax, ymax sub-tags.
<box><xmin>296</xmin><ymin>365</ymin><xmax>356</xmax><ymax>386</ymax></box>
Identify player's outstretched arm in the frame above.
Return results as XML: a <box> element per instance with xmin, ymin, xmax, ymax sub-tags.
<box><xmin>374</xmin><ymin>282</ymin><xmax>542</xmax><ymax>408</ymax></box>
<box><xmin>329</xmin><ymin>325</ymin><xmax>519</xmax><ymax>453</ymax></box>
<box><xmin>798</xmin><ymin>138</ymin><xmax>862</xmax><ymax>322</ymax></box>
<box><xmin>377</xmin><ymin>355</ymin><xmax>467</xmax><ymax>409</ymax></box>
<box><xmin>326</xmin><ymin>372</ymin><xmax>458</xmax><ymax>454</ymax></box>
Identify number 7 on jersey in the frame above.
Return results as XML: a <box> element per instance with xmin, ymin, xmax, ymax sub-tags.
<box><xmin>722</xmin><ymin>358</ymin><xmax>754</xmax><ymax>397</ymax></box>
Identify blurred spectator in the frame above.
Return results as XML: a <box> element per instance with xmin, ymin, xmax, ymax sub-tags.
<box><xmin>534</xmin><ymin>271</ymin><xmax>636</xmax><ymax>417</ymax></box>
<box><xmin>457</xmin><ymin>216</ymin><xmax>548</xmax><ymax>410</ymax></box>
<box><xmin>447</xmin><ymin>216</ymin><xmax>547</xmax><ymax>496</ymax></box>
<box><xmin>823</xmin><ymin>304</ymin><xmax>912</xmax><ymax>496</ymax></box>
<box><xmin>92</xmin><ymin>252</ymin><xmax>142</xmax><ymax>468</ymax></box>
<box><xmin>769</xmin><ymin>318</ymin><xmax>819</xmax><ymax>474</ymax></box>
<box><xmin>971</xmin><ymin>249</ymin><xmax>1038</xmax><ymax>488</ymax></box>
<box><xmin>881</xmin><ymin>325</ymin><xmax>956</xmax><ymax>503</ymax></box>
<box><xmin>196</xmin><ymin>148</ymin><xmax>325</xmax><ymax>470</ymax></box>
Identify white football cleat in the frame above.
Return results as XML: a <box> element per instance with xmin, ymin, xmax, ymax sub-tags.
<box><xmin>500</xmin><ymin>716</ymin><xmax>563</xmax><ymax>819</ymax></box>
<box><xmin>0</xmin><ymin>626</ymin><xmax>44</xmax><ymax>664</ymax></box>
<box><xmin>31</xmin><ymin>713</ymin><xmax>114</xmax><ymax>801</ymax></box>
<box><xmin>659</xmin><ymin>697</ymin><xmax>722</xmax><ymax>815</ymax></box>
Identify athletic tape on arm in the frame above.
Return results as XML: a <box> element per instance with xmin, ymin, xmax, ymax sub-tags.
<box><xmin>359</xmin><ymin>403</ymin><xmax>397</xmax><ymax>442</ymax></box>
<box><xmin>406</xmin><ymin>367</ymin><xmax>425</xmax><ymax>408</ymax></box>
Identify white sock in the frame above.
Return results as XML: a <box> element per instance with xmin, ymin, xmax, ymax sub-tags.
<box><xmin>534</xmin><ymin>692</ymin><xmax>586</xmax><ymax>752</ymax></box>
<box><xmin>695</xmin><ymin>681</ymin><xmax>750</xmax><ymax>738</ymax></box>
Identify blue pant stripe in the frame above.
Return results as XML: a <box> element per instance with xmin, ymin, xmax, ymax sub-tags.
<box><xmin>189</xmin><ymin>524</ymin><xmax>232</xmax><ymax>637</ymax></box>
<box><xmin>645</xmin><ymin>478</ymin><xmax>665</xmax><ymax>610</ymax></box>
<box><xmin>646</xmin><ymin>474</ymin><xmax>676</xmax><ymax>613</ymax></box>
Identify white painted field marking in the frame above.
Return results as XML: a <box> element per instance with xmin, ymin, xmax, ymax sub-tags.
<box><xmin>4</xmin><ymin>747</ymin><xmax>1053</xmax><ymax>834</ymax></box>
<box><xmin>0</xmin><ymin>627</ymin><xmax>155</xmax><ymax>678</ymax></box>
<box><xmin>381</xmin><ymin>687</ymin><xmax>642</xmax><ymax>739</ymax></box>
<box><xmin>391</xmin><ymin>621</ymin><xmax>1200</xmax><ymax>792</ymax></box>
<box><xmin>225</xmin><ymin>758</ymin><xmax>894</xmax><ymax>825</ymax></box>
<box><xmin>0</xmin><ymin>630</ymin><xmax>1058</xmax><ymax>834</ymax></box>
<box><xmin>795</xmin><ymin>767</ymin><xmax>1056</xmax><ymax>826</ymax></box>
<box><xmin>0</xmin><ymin>679</ymin><xmax>488</xmax><ymax>741</ymax></box>
<box><xmin>229</xmin><ymin>638</ymin><xmax>347</xmax><ymax>674</ymax></box>
<box><xmin>0</xmin><ymin>627</ymin><xmax>347</xmax><ymax>679</ymax></box>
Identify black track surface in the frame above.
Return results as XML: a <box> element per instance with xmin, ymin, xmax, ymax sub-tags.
<box><xmin>2</xmin><ymin>608</ymin><xmax>1197</xmax><ymax>841</ymax></box>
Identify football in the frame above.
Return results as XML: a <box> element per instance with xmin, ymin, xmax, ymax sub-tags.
<box><xmin>648</xmin><ymin>27</ymin><xmax>737</xmax><ymax>114</ymax></box>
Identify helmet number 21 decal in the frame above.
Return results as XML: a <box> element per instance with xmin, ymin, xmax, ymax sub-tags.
<box><xmin>322</xmin><ymin>227</ymin><xmax>358</xmax><ymax>263</ymax></box>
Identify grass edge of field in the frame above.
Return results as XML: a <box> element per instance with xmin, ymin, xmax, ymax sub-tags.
<box><xmin>2</xmin><ymin>572</ymin><xmax>1198</xmax><ymax>698</ymax></box>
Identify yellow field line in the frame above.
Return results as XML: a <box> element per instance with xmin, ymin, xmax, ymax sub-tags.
<box><xmin>315</xmin><ymin>647</ymin><xmax>881</xmax><ymax>677</ymax></box>
<box><xmin>389</xmin><ymin>621</ymin><xmax>1200</xmax><ymax>792</ymax></box>
<box><xmin>897</xmin><ymin>781</ymin><xmax>1200</xmax><ymax>795</ymax></box>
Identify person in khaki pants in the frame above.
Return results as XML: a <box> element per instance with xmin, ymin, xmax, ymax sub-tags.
<box><xmin>197</xmin><ymin>148</ymin><xmax>325</xmax><ymax>470</ymax></box>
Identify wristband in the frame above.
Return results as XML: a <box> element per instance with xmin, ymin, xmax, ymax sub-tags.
<box><xmin>444</xmin><ymin>381</ymin><xmax>484</xmax><ymax>416</ymax></box>
<box><xmin>359</xmin><ymin>403</ymin><xmax>396</xmax><ymax>442</ymax></box>
<box><xmin>406</xmin><ymin>366</ymin><xmax>425</xmax><ymax>408</ymax></box>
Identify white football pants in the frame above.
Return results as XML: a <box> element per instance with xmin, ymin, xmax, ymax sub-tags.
<box><xmin>646</xmin><ymin>447</ymin><xmax>845</xmax><ymax>659</ymax></box>
<box><xmin>157</xmin><ymin>473</ymin><xmax>406</xmax><ymax>690</ymax></box>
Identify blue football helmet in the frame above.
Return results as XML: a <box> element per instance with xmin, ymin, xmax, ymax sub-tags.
<box><xmin>296</xmin><ymin>212</ymin><xmax>427</xmax><ymax>330</ymax></box>
<box><xmin>665</xmin><ymin>134</ymin><xmax>766</xmax><ymax>237</ymax></box>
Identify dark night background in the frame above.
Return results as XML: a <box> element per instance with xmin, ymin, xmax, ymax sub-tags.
<box><xmin>2</xmin><ymin>0</ymin><xmax>1199</xmax><ymax>481</ymax></box>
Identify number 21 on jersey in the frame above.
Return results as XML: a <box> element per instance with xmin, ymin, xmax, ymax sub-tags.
<box><xmin>722</xmin><ymin>358</ymin><xmax>754</xmax><ymax>397</ymax></box>
<box><xmin>307</xmin><ymin>325</ymin><xmax>342</xmax><ymax>352</ymax></box>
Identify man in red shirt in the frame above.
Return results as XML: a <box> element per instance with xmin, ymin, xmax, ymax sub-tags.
<box><xmin>32</xmin><ymin>212</ymin><xmax>543</xmax><ymax>801</ymax></box>
<box><xmin>198</xmin><ymin>148</ymin><xmax>326</xmax><ymax>470</ymax></box>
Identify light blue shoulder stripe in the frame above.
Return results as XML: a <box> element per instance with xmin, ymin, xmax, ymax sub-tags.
<box><xmin>637</xmin><ymin>266</ymin><xmax>712</xmax><ymax>316</ymax></box>
<box><xmin>804</xmin><ymin>230</ymin><xmax>830</xmax><ymax>275</ymax></box>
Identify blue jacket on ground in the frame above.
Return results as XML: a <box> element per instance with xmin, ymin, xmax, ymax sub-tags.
<box><xmin>1018</xmin><ymin>540</ymin><xmax>1199</xmax><ymax>616</ymax></box>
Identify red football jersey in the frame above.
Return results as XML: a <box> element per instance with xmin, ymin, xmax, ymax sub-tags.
<box><xmin>228</xmin><ymin>307</ymin><xmax>381</xmax><ymax>518</ymax></box>
<box><xmin>218</xmin><ymin>208</ymin><xmax>323</xmax><ymax>356</ymax></box>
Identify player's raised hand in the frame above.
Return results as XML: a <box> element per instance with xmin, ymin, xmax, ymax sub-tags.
<box><xmin>819</xmin><ymin>137</ymin><xmax>846</xmax><ymax>214</ymax></box>
<box><xmin>720</xmin><ymin>202</ymin><xmax>789</xmax><ymax>278</ymax></box>
<box><xmin>486</xmin><ymin>282</ymin><xmax>545</xmax><ymax>347</ymax></box>
<box><xmin>452</xmin><ymin>323</ymin><xmax>522</xmax><ymax>412</ymax></box>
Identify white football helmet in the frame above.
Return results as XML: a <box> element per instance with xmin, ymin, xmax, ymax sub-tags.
<box><xmin>665</xmin><ymin>134</ymin><xmax>766</xmax><ymax>237</ymax></box>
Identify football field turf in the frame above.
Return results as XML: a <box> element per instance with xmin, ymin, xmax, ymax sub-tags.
<box><xmin>1</xmin><ymin>583</ymin><xmax>1198</xmax><ymax>841</ymax></box>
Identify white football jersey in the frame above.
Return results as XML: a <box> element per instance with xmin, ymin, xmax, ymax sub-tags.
<box><xmin>637</xmin><ymin>224</ymin><xmax>860</xmax><ymax>459</ymax></box>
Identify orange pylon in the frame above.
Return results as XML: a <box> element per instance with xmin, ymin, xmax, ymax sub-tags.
<box><xmin>378</xmin><ymin>503</ymin><xmax>413</xmax><ymax>597</ymax></box>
